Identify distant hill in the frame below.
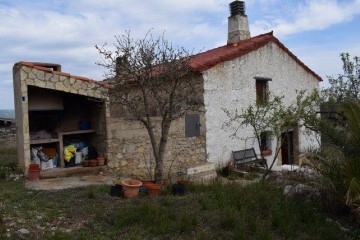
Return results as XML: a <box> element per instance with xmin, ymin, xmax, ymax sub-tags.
<box><xmin>0</xmin><ymin>110</ymin><xmax>15</xmax><ymax>119</ymax></box>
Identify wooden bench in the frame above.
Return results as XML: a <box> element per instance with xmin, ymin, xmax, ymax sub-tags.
<box><xmin>232</xmin><ymin>148</ymin><xmax>268</xmax><ymax>170</ymax></box>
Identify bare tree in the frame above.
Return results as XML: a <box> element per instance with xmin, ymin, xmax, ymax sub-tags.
<box><xmin>96</xmin><ymin>31</ymin><xmax>202</xmax><ymax>182</ymax></box>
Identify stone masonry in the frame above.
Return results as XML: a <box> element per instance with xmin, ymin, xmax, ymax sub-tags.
<box><xmin>13</xmin><ymin>62</ymin><xmax>109</xmax><ymax>174</ymax></box>
<box><xmin>106</xmin><ymin>115</ymin><xmax>207</xmax><ymax>178</ymax></box>
<box><xmin>13</xmin><ymin>62</ymin><xmax>208</xmax><ymax>179</ymax></box>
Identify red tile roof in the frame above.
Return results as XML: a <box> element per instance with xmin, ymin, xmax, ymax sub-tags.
<box><xmin>189</xmin><ymin>32</ymin><xmax>322</xmax><ymax>81</ymax></box>
<box><xmin>16</xmin><ymin>61</ymin><xmax>112</xmax><ymax>88</ymax></box>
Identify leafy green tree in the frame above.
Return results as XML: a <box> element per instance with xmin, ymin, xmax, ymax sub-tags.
<box><xmin>224</xmin><ymin>90</ymin><xmax>320</xmax><ymax>178</ymax></box>
<box><xmin>307</xmin><ymin>53</ymin><xmax>360</xmax><ymax>214</ymax></box>
<box><xmin>310</xmin><ymin>102</ymin><xmax>360</xmax><ymax>212</ymax></box>
<box><xmin>325</xmin><ymin>53</ymin><xmax>360</xmax><ymax>102</ymax></box>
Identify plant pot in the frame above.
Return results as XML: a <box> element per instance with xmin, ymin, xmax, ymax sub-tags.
<box><xmin>28</xmin><ymin>166</ymin><xmax>40</xmax><ymax>181</ymax></box>
<box><xmin>89</xmin><ymin>159</ymin><xmax>98</xmax><ymax>167</ymax></box>
<box><xmin>82</xmin><ymin>160</ymin><xmax>90</xmax><ymax>167</ymax></box>
<box><xmin>177</xmin><ymin>180</ymin><xmax>189</xmax><ymax>186</ymax></box>
<box><xmin>97</xmin><ymin>157</ymin><xmax>106</xmax><ymax>166</ymax></box>
<box><xmin>172</xmin><ymin>184</ymin><xmax>185</xmax><ymax>196</ymax></box>
<box><xmin>261</xmin><ymin>150</ymin><xmax>272</xmax><ymax>156</ymax></box>
<box><xmin>65</xmin><ymin>157</ymin><xmax>75</xmax><ymax>168</ymax></box>
<box><xmin>29</xmin><ymin>163</ymin><xmax>40</xmax><ymax>171</ymax></box>
<box><xmin>110</xmin><ymin>185</ymin><xmax>123</xmax><ymax>197</ymax></box>
<box><xmin>146</xmin><ymin>183</ymin><xmax>162</xmax><ymax>196</ymax></box>
<box><xmin>121</xmin><ymin>179</ymin><xmax>142</xmax><ymax>198</ymax></box>
<box><xmin>139</xmin><ymin>179</ymin><xmax>155</xmax><ymax>188</ymax></box>
<box><xmin>139</xmin><ymin>186</ymin><xmax>148</xmax><ymax>194</ymax></box>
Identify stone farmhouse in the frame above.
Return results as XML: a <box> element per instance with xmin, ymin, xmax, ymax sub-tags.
<box><xmin>13</xmin><ymin>1</ymin><xmax>321</xmax><ymax>178</ymax></box>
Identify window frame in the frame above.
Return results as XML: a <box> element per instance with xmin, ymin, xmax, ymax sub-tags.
<box><xmin>255</xmin><ymin>77</ymin><xmax>271</xmax><ymax>105</ymax></box>
<box><xmin>260</xmin><ymin>131</ymin><xmax>272</xmax><ymax>151</ymax></box>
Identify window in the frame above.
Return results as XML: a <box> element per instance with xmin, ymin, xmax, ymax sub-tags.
<box><xmin>255</xmin><ymin>77</ymin><xmax>271</xmax><ymax>105</ymax></box>
<box><xmin>185</xmin><ymin>114</ymin><xmax>200</xmax><ymax>137</ymax></box>
<box><xmin>260</xmin><ymin>132</ymin><xmax>272</xmax><ymax>151</ymax></box>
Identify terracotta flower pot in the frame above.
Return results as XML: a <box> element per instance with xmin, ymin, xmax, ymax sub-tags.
<box><xmin>261</xmin><ymin>149</ymin><xmax>272</xmax><ymax>156</ymax></box>
<box><xmin>146</xmin><ymin>183</ymin><xmax>162</xmax><ymax>196</ymax></box>
<box><xmin>121</xmin><ymin>179</ymin><xmax>142</xmax><ymax>198</ymax></box>
<box><xmin>89</xmin><ymin>159</ymin><xmax>98</xmax><ymax>167</ymax></box>
<box><xmin>139</xmin><ymin>179</ymin><xmax>155</xmax><ymax>188</ymax></box>
<box><xmin>82</xmin><ymin>160</ymin><xmax>90</xmax><ymax>167</ymax></box>
<box><xmin>97</xmin><ymin>157</ymin><xmax>105</xmax><ymax>166</ymax></box>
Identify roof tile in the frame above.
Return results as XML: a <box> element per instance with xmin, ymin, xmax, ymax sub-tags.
<box><xmin>189</xmin><ymin>32</ymin><xmax>322</xmax><ymax>81</ymax></box>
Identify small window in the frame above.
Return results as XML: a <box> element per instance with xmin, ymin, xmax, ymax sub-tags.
<box><xmin>260</xmin><ymin>132</ymin><xmax>272</xmax><ymax>151</ymax></box>
<box><xmin>255</xmin><ymin>78</ymin><xmax>271</xmax><ymax>105</ymax></box>
<box><xmin>185</xmin><ymin>114</ymin><xmax>200</xmax><ymax>137</ymax></box>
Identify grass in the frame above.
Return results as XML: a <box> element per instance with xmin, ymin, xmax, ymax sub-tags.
<box><xmin>0</xmin><ymin>147</ymin><xmax>18</xmax><ymax>179</ymax></box>
<box><xmin>0</xmin><ymin>144</ymin><xmax>357</xmax><ymax>239</ymax></box>
<box><xmin>0</xmin><ymin>147</ymin><xmax>17</xmax><ymax>165</ymax></box>
<box><xmin>1</xmin><ymin>179</ymin><xmax>358</xmax><ymax>239</ymax></box>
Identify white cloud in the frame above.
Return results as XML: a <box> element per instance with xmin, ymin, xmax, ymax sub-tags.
<box><xmin>252</xmin><ymin>0</ymin><xmax>360</xmax><ymax>37</ymax></box>
<box><xmin>0</xmin><ymin>0</ymin><xmax>360</xmax><ymax>109</ymax></box>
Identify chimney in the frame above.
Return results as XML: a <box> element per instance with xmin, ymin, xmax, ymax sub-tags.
<box><xmin>227</xmin><ymin>1</ymin><xmax>250</xmax><ymax>44</ymax></box>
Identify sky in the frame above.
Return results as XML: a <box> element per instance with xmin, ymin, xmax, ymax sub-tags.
<box><xmin>0</xmin><ymin>0</ymin><xmax>360</xmax><ymax>109</ymax></box>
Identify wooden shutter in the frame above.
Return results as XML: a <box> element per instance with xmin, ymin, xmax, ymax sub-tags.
<box><xmin>256</xmin><ymin>80</ymin><xmax>267</xmax><ymax>105</ymax></box>
<box><xmin>185</xmin><ymin>114</ymin><xmax>200</xmax><ymax>137</ymax></box>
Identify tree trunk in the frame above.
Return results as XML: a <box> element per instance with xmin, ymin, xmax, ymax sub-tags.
<box><xmin>154</xmin><ymin>119</ymin><xmax>172</xmax><ymax>183</ymax></box>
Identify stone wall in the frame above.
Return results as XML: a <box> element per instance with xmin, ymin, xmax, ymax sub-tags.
<box><xmin>17</xmin><ymin>65</ymin><xmax>107</xmax><ymax>98</ymax></box>
<box><xmin>0</xmin><ymin>126</ymin><xmax>16</xmax><ymax>148</ymax></box>
<box><xmin>106</xmin><ymin>115</ymin><xmax>207</xmax><ymax>178</ymax></box>
<box><xmin>13</xmin><ymin>62</ymin><xmax>109</xmax><ymax>173</ymax></box>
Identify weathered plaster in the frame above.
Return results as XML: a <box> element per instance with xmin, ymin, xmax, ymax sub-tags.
<box><xmin>203</xmin><ymin>42</ymin><xmax>320</xmax><ymax>166</ymax></box>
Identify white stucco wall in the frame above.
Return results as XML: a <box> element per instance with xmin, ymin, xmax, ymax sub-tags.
<box><xmin>203</xmin><ymin>42</ymin><xmax>320</xmax><ymax>166</ymax></box>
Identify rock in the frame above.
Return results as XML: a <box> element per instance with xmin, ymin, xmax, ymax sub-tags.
<box><xmin>16</xmin><ymin>228</ymin><xmax>30</xmax><ymax>239</ymax></box>
<box><xmin>283</xmin><ymin>185</ymin><xmax>292</xmax><ymax>195</ymax></box>
<box><xmin>283</xmin><ymin>183</ymin><xmax>320</xmax><ymax>202</ymax></box>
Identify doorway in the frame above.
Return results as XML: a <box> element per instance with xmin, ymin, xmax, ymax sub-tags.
<box><xmin>281</xmin><ymin>130</ymin><xmax>294</xmax><ymax>165</ymax></box>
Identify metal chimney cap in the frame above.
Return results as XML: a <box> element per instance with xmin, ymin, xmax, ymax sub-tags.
<box><xmin>229</xmin><ymin>1</ymin><xmax>246</xmax><ymax>17</ymax></box>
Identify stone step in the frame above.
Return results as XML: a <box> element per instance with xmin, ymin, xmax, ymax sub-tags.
<box><xmin>181</xmin><ymin>162</ymin><xmax>215</xmax><ymax>175</ymax></box>
<box><xmin>181</xmin><ymin>162</ymin><xmax>217</xmax><ymax>184</ymax></box>
<box><xmin>40</xmin><ymin>166</ymin><xmax>109</xmax><ymax>179</ymax></box>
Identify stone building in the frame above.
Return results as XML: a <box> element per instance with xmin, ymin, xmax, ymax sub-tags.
<box><xmin>13</xmin><ymin>1</ymin><xmax>321</xmax><ymax>178</ymax></box>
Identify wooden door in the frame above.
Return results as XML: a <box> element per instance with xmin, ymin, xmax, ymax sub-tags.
<box><xmin>281</xmin><ymin>131</ymin><xmax>294</xmax><ymax>165</ymax></box>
